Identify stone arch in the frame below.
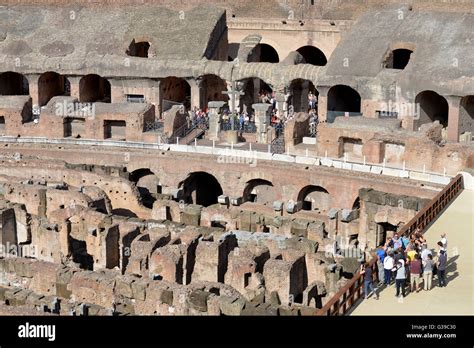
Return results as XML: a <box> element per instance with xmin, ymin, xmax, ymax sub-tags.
<box><xmin>297</xmin><ymin>185</ymin><xmax>331</xmax><ymax>213</ymax></box>
<box><xmin>383</xmin><ymin>48</ymin><xmax>413</xmax><ymax>70</ymax></box>
<box><xmin>296</xmin><ymin>45</ymin><xmax>327</xmax><ymax>66</ymax></box>
<box><xmin>79</xmin><ymin>74</ymin><xmax>111</xmax><ymax>103</ymax></box>
<box><xmin>180</xmin><ymin>171</ymin><xmax>223</xmax><ymax>207</ymax></box>
<box><xmin>460</xmin><ymin>96</ymin><xmax>474</xmax><ymax>138</ymax></box>
<box><xmin>250</xmin><ymin>43</ymin><xmax>279</xmax><ymax>63</ymax></box>
<box><xmin>352</xmin><ymin>196</ymin><xmax>360</xmax><ymax>210</ymax></box>
<box><xmin>161</xmin><ymin>76</ymin><xmax>191</xmax><ymax>111</ymax></box>
<box><xmin>243</xmin><ymin>179</ymin><xmax>276</xmax><ymax>205</ymax></box>
<box><xmin>0</xmin><ymin>72</ymin><xmax>29</xmax><ymax>96</ymax></box>
<box><xmin>327</xmin><ymin>85</ymin><xmax>361</xmax><ymax>122</ymax></box>
<box><xmin>200</xmin><ymin>74</ymin><xmax>229</xmax><ymax>108</ymax></box>
<box><xmin>289</xmin><ymin>79</ymin><xmax>318</xmax><ymax>113</ymax></box>
<box><xmin>38</xmin><ymin>71</ymin><xmax>70</xmax><ymax>106</ymax></box>
<box><xmin>415</xmin><ymin>90</ymin><xmax>448</xmax><ymax>128</ymax></box>
<box><xmin>129</xmin><ymin>168</ymin><xmax>161</xmax><ymax>208</ymax></box>
<box><xmin>238</xmin><ymin>77</ymin><xmax>273</xmax><ymax>114</ymax></box>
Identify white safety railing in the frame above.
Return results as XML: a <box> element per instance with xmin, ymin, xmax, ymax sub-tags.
<box><xmin>0</xmin><ymin>136</ymin><xmax>452</xmax><ymax>186</ymax></box>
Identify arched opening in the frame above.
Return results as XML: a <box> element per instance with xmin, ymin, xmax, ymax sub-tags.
<box><xmin>0</xmin><ymin>72</ymin><xmax>29</xmax><ymax>96</ymax></box>
<box><xmin>460</xmin><ymin>96</ymin><xmax>474</xmax><ymax>138</ymax></box>
<box><xmin>38</xmin><ymin>71</ymin><xmax>70</xmax><ymax>107</ymax></box>
<box><xmin>243</xmin><ymin>179</ymin><xmax>276</xmax><ymax>205</ymax></box>
<box><xmin>201</xmin><ymin>74</ymin><xmax>229</xmax><ymax>108</ymax></box>
<box><xmin>112</xmin><ymin>208</ymin><xmax>138</xmax><ymax>218</ymax></box>
<box><xmin>297</xmin><ymin>185</ymin><xmax>331</xmax><ymax>213</ymax></box>
<box><xmin>296</xmin><ymin>46</ymin><xmax>327</xmax><ymax>66</ymax></box>
<box><xmin>129</xmin><ymin>168</ymin><xmax>161</xmax><ymax>209</ymax></box>
<box><xmin>289</xmin><ymin>79</ymin><xmax>318</xmax><ymax>113</ymax></box>
<box><xmin>376</xmin><ymin>222</ymin><xmax>398</xmax><ymax>247</ymax></box>
<box><xmin>180</xmin><ymin>172</ymin><xmax>223</xmax><ymax>207</ymax></box>
<box><xmin>250</xmin><ymin>43</ymin><xmax>279</xmax><ymax>63</ymax></box>
<box><xmin>327</xmin><ymin>85</ymin><xmax>361</xmax><ymax>123</ymax></box>
<box><xmin>415</xmin><ymin>91</ymin><xmax>448</xmax><ymax>128</ymax></box>
<box><xmin>352</xmin><ymin>197</ymin><xmax>360</xmax><ymax>210</ymax></box>
<box><xmin>161</xmin><ymin>76</ymin><xmax>191</xmax><ymax>112</ymax></box>
<box><xmin>79</xmin><ymin>74</ymin><xmax>111</xmax><ymax>103</ymax></box>
<box><xmin>384</xmin><ymin>49</ymin><xmax>413</xmax><ymax>70</ymax></box>
<box><xmin>126</xmin><ymin>40</ymin><xmax>151</xmax><ymax>58</ymax></box>
<box><xmin>239</xmin><ymin>78</ymin><xmax>274</xmax><ymax>114</ymax></box>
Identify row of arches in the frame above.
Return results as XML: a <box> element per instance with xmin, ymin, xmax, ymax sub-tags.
<box><xmin>2</xmin><ymin>71</ymin><xmax>472</xmax><ymax>133</ymax></box>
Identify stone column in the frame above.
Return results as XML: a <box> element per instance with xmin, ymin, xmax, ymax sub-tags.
<box><xmin>208</xmin><ymin>101</ymin><xmax>226</xmax><ymax>141</ymax></box>
<box><xmin>25</xmin><ymin>74</ymin><xmax>40</xmax><ymax>109</ymax></box>
<box><xmin>189</xmin><ymin>77</ymin><xmax>204</xmax><ymax>110</ymax></box>
<box><xmin>253</xmin><ymin>103</ymin><xmax>272</xmax><ymax>144</ymax></box>
<box><xmin>275</xmin><ymin>91</ymin><xmax>286</xmax><ymax>119</ymax></box>
<box><xmin>447</xmin><ymin>96</ymin><xmax>461</xmax><ymax>142</ymax></box>
<box><xmin>68</xmin><ymin>76</ymin><xmax>81</xmax><ymax>101</ymax></box>
<box><xmin>317</xmin><ymin>86</ymin><xmax>330</xmax><ymax>122</ymax></box>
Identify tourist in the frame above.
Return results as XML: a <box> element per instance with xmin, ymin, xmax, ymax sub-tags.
<box><xmin>409</xmin><ymin>254</ymin><xmax>422</xmax><ymax>293</ymax></box>
<box><xmin>437</xmin><ymin>249</ymin><xmax>448</xmax><ymax>287</ymax></box>
<box><xmin>376</xmin><ymin>247</ymin><xmax>385</xmax><ymax>285</ymax></box>
<box><xmin>407</xmin><ymin>247</ymin><xmax>417</xmax><ymax>262</ymax></box>
<box><xmin>423</xmin><ymin>254</ymin><xmax>434</xmax><ymax>291</ymax></box>
<box><xmin>401</xmin><ymin>234</ymin><xmax>410</xmax><ymax>250</ymax></box>
<box><xmin>383</xmin><ymin>252</ymin><xmax>394</xmax><ymax>285</ymax></box>
<box><xmin>420</xmin><ymin>243</ymin><xmax>432</xmax><ymax>262</ymax></box>
<box><xmin>392</xmin><ymin>233</ymin><xmax>403</xmax><ymax>250</ymax></box>
<box><xmin>437</xmin><ymin>241</ymin><xmax>447</xmax><ymax>255</ymax></box>
<box><xmin>361</xmin><ymin>262</ymin><xmax>379</xmax><ymax>300</ymax></box>
<box><xmin>440</xmin><ymin>233</ymin><xmax>448</xmax><ymax>255</ymax></box>
<box><xmin>392</xmin><ymin>259</ymin><xmax>407</xmax><ymax>298</ymax></box>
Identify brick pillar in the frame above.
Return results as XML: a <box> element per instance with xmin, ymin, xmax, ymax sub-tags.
<box><xmin>26</xmin><ymin>74</ymin><xmax>40</xmax><ymax>109</ymax></box>
<box><xmin>189</xmin><ymin>77</ymin><xmax>204</xmax><ymax>110</ymax></box>
<box><xmin>68</xmin><ymin>76</ymin><xmax>81</xmax><ymax>101</ymax></box>
<box><xmin>208</xmin><ymin>101</ymin><xmax>226</xmax><ymax>141</ymax></box>
<box><xmin>109</xmin><ymin>78</ymin><xmax>125</xmax><ymax>103</ymax></box>
<box><xmin>252</xmin><ymin>103</ymin><xmax>272</xmax><ymax>144</ymax></box>
<box><xmin>447</xmin><ymin>96</ymin><xmax>461</xmax><ymax>142</ymax></box>
<box><xmin>317</xmin><ymin>86</ymin><xmax>329</xmax><ymax>122</ymax></box>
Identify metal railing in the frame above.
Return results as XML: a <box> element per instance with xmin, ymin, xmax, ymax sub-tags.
<box><xmin>221</xmin><ymin>119</ymin><xmax>257</xmax><ymax>133</ymax></box>
<box><xmin>315</xmin><ymin>173</ymin><xmax>464</xmax><ymax>316</ymax></box>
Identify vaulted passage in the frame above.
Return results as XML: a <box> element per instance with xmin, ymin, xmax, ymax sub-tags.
<box><xmin>0</xmin><ymin>72</ymin><xmax>29</xmax><ymax>96</ymax></box>
<box><xmin>327</xmin><ymin>85</ymin><xmax>361</xmax><ymax>122</ymax></box>
<box><xmin>79</xmin><ymin>74</ymin><xmax>111</xmax><ymax>103</ymax></box>
<box><xmin>297</xmin><ymin>185</ymin><xmax>331</xmax><ymax>213</ymax></box>
<box><xmin>181</xmin><ymin>172</ymin><xmax>223</xmax><ymax>207</ymax></box>
<box><xmin>243</xmin><ymin>179</ymin><xmax>276</xmax><ymax>205</ymax></box>
<box><xmin>289</xmin><ymin>79</ymin><xmax>318</xmax><ymax>113</ymax></box>
<box><xmin>296</xmin><ymin>46</ymin><xmax>327</xmax><ymax>66</ymax></box>
<box><xmin>415</xmin><ymin>90</ymin><xmax>448</xmax><ymax>128</ymax></box>
<box><xmin>38</xmin><ymin>71</ymin><xmax>70</xmax><ymax>106</ymax></box>
<box><xmin>239</xmin><ymin>78</ymin><xmax>273</xmax><ymax>114</ymax></box>
<box><xmin>129</xmin><ymin>168</ymin><xmax>161</xmax><ymax>208</ymax></box>
<box><xmin>201</xmin><ymin>74</ymin><xmax>229</xmax><ymax>108</ymax></box>
<box><xmin>249</xmin><ymin>43</ymin><xmax>279</xmax><ymax>63</ymax></box>
<box><xmin>161</xmin><ymin>76</ymin><xmax>191</xmax><ymax>111</ymax></box>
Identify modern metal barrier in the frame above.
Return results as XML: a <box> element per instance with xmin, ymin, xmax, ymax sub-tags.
<box><xmin>315</xmin><ymin>174</ymin><xmax>464</xmax><ymax>316</ymax></box>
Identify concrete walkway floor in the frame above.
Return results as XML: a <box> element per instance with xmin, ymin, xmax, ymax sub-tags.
<box><xmin>350</xmin><ymin>189</ymin><xmax>474</xmax><ymax>315</ymax></box>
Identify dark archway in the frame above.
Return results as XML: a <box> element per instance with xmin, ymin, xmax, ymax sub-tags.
<box><xmin>376</xmin><ymin>222</ymin><xmax>398</xmax><ymax>247</ymax></box>
<box><xmin>352</xmin><ymin>197</ymin><xmax>360</xmax><ymax>210</ymax></box>
<box><xmin>129</xmin><ymin>168</ymin><xmax>161</xmax><ymax>208</ymax></box>
<box><xmin>243</xmin><ymin>179</ymin><xmax>276</xmax><ymax>205</ymax></box>
<box><xmin>296</xmin><ymin>46</ymin><xmax>327</xmax><ymax>66</ymax></box>
<box><xmin>328</xmin><ymin>85</ymin><xmax>361</xmax><ymax>113</ymax></box>
<box><xmin>79</xmin><ymin>74</ymin><xmax>111</xmax><ymax>103</ymax></box>
<box><xmin>126</xmin><ymin>40</ymin><xmax>151</xmax><ymax>58</ymax></box>
<box><xmin>289</xmin><ymin>79</ymin><xmax>318</xmax><ymax>113</ymax></box>
<box><xmin>0</xmin><ymin>72</ymin><xmax>29</xmax><ymax>96</ymax></box>
<box><xmin>415</xmin><ymin>91</ymin><xmax>448</xmax><ymax>128</ymax></box>
<box><xmin>228</xmin><ymin>43</ymin><xmax>240</xmax><ymax>62</ymax></box>
<box><xmin>297</xmin><ymin>185</ymin><xmax>331</xmax><ymax>213</ymax></box>
<box><xmin>460</xmin><ymin>96</ymin><xmax>474</xmax><ymax>138</ymax></box>
<box><xmin>161</xmin><ymin>76</ymin><xmax>191</xmax><ymax>112</ymax></box>
<box><xmin>239</xmin><ymin>78</ymin><xmax>273</xmax><ymax>114</ymax></box>
<box><xmin>181</xmin><ymin>172</ymin><xmax>223</xmax><ymax>207</ymax></box>
<box><xmin>38</xmin><ymin>71</ymin><xmax>70</xmax><ymax>106</ymax></box>
<box><xmin>384</xmin><ymin>49</ymin><xmax>413</xmax><ymax>70</ymax></box>
<box><xmin>250</xmin><ymin>43</ymin><xmax>279</xmax><ymax>63</ymax></box>
<box><xmin>201</xmin><ymin>74</ymin><xmax>229</xmax><ymax>108</ymax></box>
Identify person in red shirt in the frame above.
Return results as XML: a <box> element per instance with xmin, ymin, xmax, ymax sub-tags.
<box><xmin>410</xmin><ymin>254</ymin><xmax>423</xmax><ymax>293</ymax></box>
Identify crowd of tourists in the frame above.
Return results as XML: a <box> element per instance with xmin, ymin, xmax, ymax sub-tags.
<box><xmin>361</xmin><ymin>230</ymin><xmax>449</xmax><ymax>300</ymax></box>
<box><xmin>186</xmin><ymin>106</ymin><xmax>209</xmax><ymax>129</ymax></box>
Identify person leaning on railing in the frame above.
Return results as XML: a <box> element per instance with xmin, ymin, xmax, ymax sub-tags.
<box><xmin>360</xmin><ymin>262</ymin><xmax>379</xmax><ymax>300</ymax></box>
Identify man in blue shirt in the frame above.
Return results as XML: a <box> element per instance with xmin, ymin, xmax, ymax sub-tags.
<box><xmin>376</xmin><ymin>248</ymin><xmax>385</xmax><ymax>285</ymax></box>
